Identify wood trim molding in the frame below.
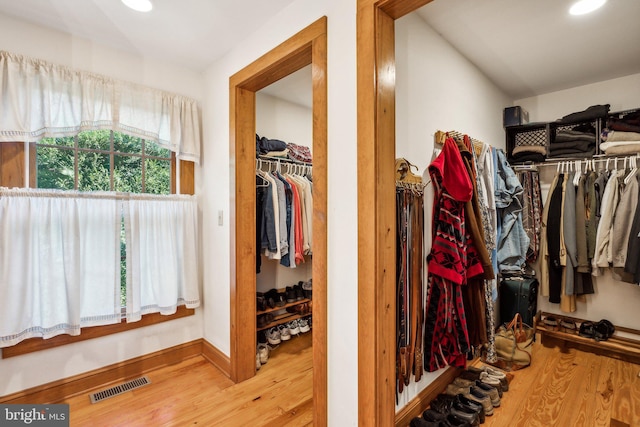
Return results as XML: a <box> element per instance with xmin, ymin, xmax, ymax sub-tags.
<box><xmin>2</xmin><ymin>307</ymin><xmax>195</xmax><ymax>359</ymax></box>
<box><xmin>0</xmin><ymin>339</ymin><xmax>204</xmax><ymax>404</ymax></box>
<box><xmin>229</xmin><ymin>16</ymin><xmax>328</xmax><ymax>427</ymax></box>
<box><xmin>201</xmin><ymin>339</ymin><xmax>231</xmax><ymax>378</ymax></box>
<box><xmin>357</xmin><ymin>1</ymin><xmax>433</xmax><ymax>425</ymax></box>
<box><xmin>394</xmin><ymin>367</ymin><xmax>461</xmax><ymax>427</ymax></box>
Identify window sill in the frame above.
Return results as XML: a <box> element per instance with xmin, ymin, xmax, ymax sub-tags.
<box><xmin>1</xmin><ymin>306</ymin><xmax>195</xmax><ymax>359</ymax></box>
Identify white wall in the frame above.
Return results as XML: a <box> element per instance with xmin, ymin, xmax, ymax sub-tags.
<box><xmin>394</xmin><ymin>12</ymin><xmax>511</xmax><ymax>410</ymax></box>
<box><xmin>255</xmin><ymin>93</ymin><xmax>313</xmax><ymax>292</ymax></box>
<box><xmin>515</xmin><ymin>73</ymin><xmax>640</xmax><ymax>123</ymax></box>
<box><xmin>256</xmin><ymin>92</ymin><xmax>313</xmax><ymax>150</ymax></box>
<box><xmin>395</xmin><ymin>12</ymin><xmax>511</xmax><ymax>177</ymax></box>
<box><xmin>200</xmin><ymin>0</ymin><xmax>358</xmax><ymax>425</ymax></box>
<box><xmin>0</xmin><ymin>12</ymin><xmax>205</xmax><ymax>397</ymax></box>
<box><xmin>517</xmin><ymin>75</ymin><xmax>640</xmax><ymax>330</ymax></box>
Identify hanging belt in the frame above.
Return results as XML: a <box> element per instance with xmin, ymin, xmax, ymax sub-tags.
<box><xmin>396</xmin><ymin>188</ymin><xmax>409</xmax><ymax>395</ymax></box>
<box><xmin>410</xmin><ymin>194</ymin><xmax>424</xmax><ymax>381</ymax></box>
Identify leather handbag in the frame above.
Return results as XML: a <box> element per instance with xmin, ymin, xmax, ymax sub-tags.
<box><xmin>493</xmin><ymin>312</ymin><xmax>534</xmax><ymax>371</ymax></box>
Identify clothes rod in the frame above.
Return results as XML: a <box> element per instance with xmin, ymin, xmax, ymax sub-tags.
<box><xmin>257</xmin><ymin>154</ymin><xmax>312</xmax><ymax>166</ymax></box>
<box><xmin>434</xmin><ymin>130</ymin><xmax>486</xmax><ymax>148</ymax></box>
<box><xmin>511</xmin><ymin>153</ymin><xmax>640</xmax><ymax>169</ymax></box>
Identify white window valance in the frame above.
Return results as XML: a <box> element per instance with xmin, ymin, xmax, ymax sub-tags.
<box><xmin>0</xmin><ymin>50</ymin><xmax>201</xmax><ymax>163</ymax></box>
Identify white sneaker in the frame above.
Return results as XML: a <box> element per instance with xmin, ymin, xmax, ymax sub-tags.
<box><xmin>288</xmin><ymin>320</ymin><xmax>300</xmax><ymax>336</ymax></box>
<box><xmin>257</xmin><ymin>343</ymin><xmax>270</xmax><ymax>364</ymax></box>
<box><xmin>278</xmin><ymin>324</ymin><xmax>291</xmax><ymax>341</ymax></box>
<box><xmin>298</xmin><ymin>318</ymin><xmax>310</xmax><ymax>333</ymax></box>
<box><xmin>256</xmin><ymin>352</ymin><xmax>261</xmax><ymax>370</ymax></box>
<box><xmin>267</xmin><ymin>327</ymin><xmax>281</xmax><ymax>345</ymax></box>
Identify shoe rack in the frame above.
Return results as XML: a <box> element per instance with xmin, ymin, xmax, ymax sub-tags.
<box><xmin>256</xmin><ymin>292</ymin><xmax>312</xmax><ymax>332</ymax></box>
<box><xmin>535</xmin><ymin>311</ymin><xmax>640</xmax><ymax>365</ymax></box>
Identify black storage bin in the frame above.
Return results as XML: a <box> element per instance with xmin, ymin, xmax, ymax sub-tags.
<box><xmin>548</xmin><ymin>118</ymin><xmax>602</xmax><ymax>158</ymax></box>
<box><xmin>504</xmin><ymin>106</ymin><xmax>529</xmax><ymax>127</ymax></box>
<box><xmin>505</xmin><ymin>122</ymin><xmax>549</xmax><ymax>164</ymax></box>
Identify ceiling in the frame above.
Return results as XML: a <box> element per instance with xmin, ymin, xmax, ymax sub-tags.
<box><xmin>415</xmin><ymin>0</ymin><xmax>640</xmax><ymax>99</ymax></box>
<box><xmin>0</xmin><ymin>0</ymin><xmax>297</xmax><ymax>71</ymax></box>
<box><xmin>0</xmin><ymin>0</ymin><xmax>638</xmax><ymax>104</ymax></box>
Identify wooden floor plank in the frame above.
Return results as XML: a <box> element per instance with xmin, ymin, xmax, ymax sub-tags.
<box><xmin>64</xmin><ymin>333</ymin><xmax>313</xmax><ymax>427</ymax></box>
<box><xmin>60</xmin><ymin>331</ymin><xmax>640</xmax><ymax>427</ymax></box>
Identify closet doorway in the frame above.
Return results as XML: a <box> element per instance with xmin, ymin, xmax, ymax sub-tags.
<box><xmin>229</xmin><ymin>16</ymin><xmax>327</xmax><ymax>425</ymax></box>
<box><xmin>356</xmin><ymin>1</ymin><xmax>436</xmax><ymax>425</ymax></box>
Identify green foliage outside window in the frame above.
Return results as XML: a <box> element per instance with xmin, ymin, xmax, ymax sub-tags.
<box><xmin>36</xmin><ymin>130</ymin><xmax>173</xmax><ymax>306</ymax></box>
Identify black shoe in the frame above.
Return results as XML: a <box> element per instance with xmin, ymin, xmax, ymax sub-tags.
<box><xmin>422</xmin><ymin>408</ymin><xmax>446</xmax><ymax>424</ymax></box>
<box><xmin>579</xmin><ymin>321</ymin><xmax>595</xmax><ymax>338</ymax></box>
<box><xmin>293</xmin><ymin>283</ymin><xmax>304</xmax><ymax>301</ymax></box>
<box><xmin>302</xmin><ymin>279</ymin><xmax>312</xmax><ymax>299</ymax></box>
<box><xmin>446</xmin><ymin>413</ymin><xmax>473</xmax><ymax>427</ymax></box>
<box><xmin>264</xmin><ymin>289</ymin><xmax>279</xmax><ymax>308</ymax></box>
<box><xmin>257</xmin><ymin>330</ymin><xmax>268</xmax><ymax>346</ymax></box>
<box><xmin>456</xmin><ymin>395</ymin><xmax>485</xmax><ymax>424</ymax></box>
<box><xmin>285</xmin><ymin>286</ymin><xmax>296</xmax><ymax>303</ymax></box>
<box><xmin>429</xmin><ymin>393</ymin><xmax>455</xmax><ymax>415</ymax></box>
<box><xmin>256</xmin><ymin>293</ymin><xmax>267</xmax><ymax>311</ymax></box>
<box><xmin>594</xmin><ymin>319</ymin><xmax>615</xmax><ymax>341</ymax></box>
<box><xmin>409</xmin><ymin>416</ymin><xmax>432</xmax><ymax>427</ymax></box>
<box><xmin>450</xmin><ymin>400</ymin><xmax>480</xmax><ymax>426</ymax></box>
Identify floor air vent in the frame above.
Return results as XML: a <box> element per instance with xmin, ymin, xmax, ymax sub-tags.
<box><xmin>89</xmin><ymin>376</ymin><xmax>151</xmax><ymax>404</ymax></box>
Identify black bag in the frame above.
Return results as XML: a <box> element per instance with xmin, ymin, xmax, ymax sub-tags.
<box><xmin>499</xmin><ymin>277</ymin><xmax>538</xmax><ymax>326</ymax></box>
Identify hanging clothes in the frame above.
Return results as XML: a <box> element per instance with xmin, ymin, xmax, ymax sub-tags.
<box><xmin>255</xmin><ymin>159</ymin><xmax>313</xmax><ymax>271</ymax></box>
<box><xmin>424</xmin><ymin>137</ymin><xmax>479</xmax><ymax>371</ymax></box>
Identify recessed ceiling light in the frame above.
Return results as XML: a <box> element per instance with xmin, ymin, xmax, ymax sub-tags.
<box><xmin>122</xmin><ymin>0</ymin><xmax>153</xmax><ymax>13</ymax></box>
<box><xmin>569</xmin><ymin>0</ymin><xmax>606</xmax><ymax>15</ymax></box>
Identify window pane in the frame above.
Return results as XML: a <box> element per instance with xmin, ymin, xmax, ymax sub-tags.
<box><xmin>145</xmin><ymin>158</ymin><xmax>171</xmax><ymax>194</ymax></box>
<box><xmin>114</xmin><ymin>155</ymin><xmax>142</xmax><ymax>192</ymax></box>
<box><xmin>37</xmin><ymin>146</ymin><xmax>74</xmax><ymax>190</ymax></box>
<box><xmin>113</xmin><ymin>133</ymin><xmax>142</xmax><ymax>154</ymax></box>
<box><xmin>145</xmin><ymin>140</ymin><xmax>171</xmax><ymax>158</ymax></box>
<box><xmin>39</xmin><ymin>136</ymin><xmax>74</xmax><ymax>148</ymax></box>
<box><xmin>77</xmin><ymin>152</ymin><xmax>111</xmax><ymax>191</ymax></box>
<box><xmin>78</xmin><ymin>130</ymin><xmax>111</xmax><ymax>151</ymax></box>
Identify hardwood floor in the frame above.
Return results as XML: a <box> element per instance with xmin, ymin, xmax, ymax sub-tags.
<box><xmin>62</xmin><ymin>332</ymin><xmax>640</xmax><ymax>427</ymax></box>
<box><xmin>64</xmin><ymin>333</ymin><xmax>313</xmax><ymax>427</ymax></box>
<box><xmin>461</xmin><ymin>339</ymin><xmax>640</xmax><ymax>427</ymax></box>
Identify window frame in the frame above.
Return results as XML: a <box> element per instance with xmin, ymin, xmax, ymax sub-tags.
<box><xmin>0</xmin><ymin>140</ymin><xmax>195</xmax><ymax>358</ymax></box>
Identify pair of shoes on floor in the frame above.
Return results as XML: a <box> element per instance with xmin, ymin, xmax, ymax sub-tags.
<box><xmin>452</xmin><ymin>377</ymin><xmax>501</xmax><ymax>407</ymax></box>
<box><xmin>457</xmin><ymin>370</ymin><xmax>503</xmax><ymax>397</ymax></box>
<box><xmin>411</xmin><ymin>393</ymin><xmax>483</xmax><ymax>426</ymax></box>
<box><xmin>466</xmin><ymin>365</ymin><xmax>510</xmax><ymax>392</ymax></box>
<box><xmin>430</xmin><ymin>393</ymin><xmax>486</xmax><ymax>424</ymax></box>
<box><xmin>579</xmin><ymin>319</ymin><xmax>615</xmax><ymax>341</ymax></box>
<box><xmin>444</xmin><ymin>383</ymin><xmax>494</xmax><ymax>417</ymax></box>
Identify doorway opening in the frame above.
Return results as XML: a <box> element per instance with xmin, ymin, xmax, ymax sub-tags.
<box><xmin>229</xmin><ymin>16</ymin><xmax>328</xmax><ymax>425</ymax></box>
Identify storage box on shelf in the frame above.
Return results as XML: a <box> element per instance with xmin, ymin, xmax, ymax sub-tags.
<box><xmin>547</xmin><ymin>117</ymin><xmax>603</xmax><ymax>158</ymax></box>
<box><xmin>505</xmin><ymin>122</ymin><xmax>549</xmax><ymax>164</ymax></box>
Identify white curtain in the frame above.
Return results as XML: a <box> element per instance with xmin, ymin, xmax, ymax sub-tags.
<box><xmin>0</xmin><ymin>50</ymin><xmax>201</xmax><ymax>163</ymax></box>
<box><xmin>0</xmin><ymin>188</ymin><xmax>122</xmax><ymax>347</ymax></box>
<box><xmin>124</xmin><ymin>194</ymin><xmax>200</xmax><ymax>322</ymax></box>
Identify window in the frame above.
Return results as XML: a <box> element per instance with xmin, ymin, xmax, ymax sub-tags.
<box><xmin>36</xmin><ymin>130</ymin><xmax>172</xmax><ymax>194</ymax></box>
<box><xmin>0</xmin><ymin>51</ymin><xmax>200</xmax><ymax>355</ymax></box>
<box><xmin>35</xmin><ymin>130</ymin><xmax>174</xmax><ymax>307</ymax></box>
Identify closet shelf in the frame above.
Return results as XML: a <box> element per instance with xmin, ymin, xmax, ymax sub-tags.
<box><xmin>535</xmin><ymin>311</ymin><xmax>640</xmax><ymax>365</ymax></box>
<box><xmin>257</xmin><ymin>298</ymin><xmax>311</xmax><ymax>315</ymax></box>
<box><xmin>256</xmin><ymin>312</ymin><xmax>310</xmax><ymax>332</ymax></box>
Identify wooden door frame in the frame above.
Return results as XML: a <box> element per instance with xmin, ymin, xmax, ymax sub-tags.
<box><xmin>229</xmin><ymin>16</ymin><xmax>328</xmax><ymax>426</ymax></box>
<box><xmin>356</xmin><ymin>1</ymin><xmax>433</xmax><ymax>425</ymax></box>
